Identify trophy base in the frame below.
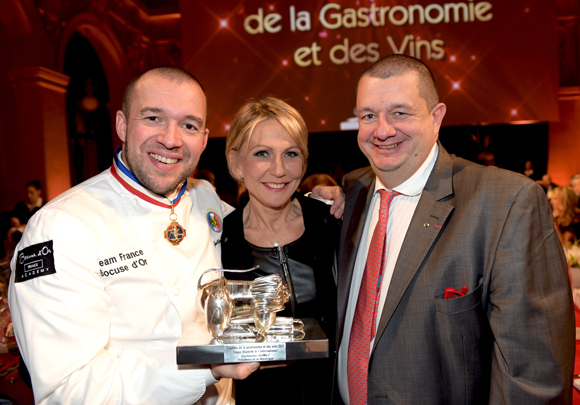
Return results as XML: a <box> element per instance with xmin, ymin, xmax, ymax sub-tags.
<box><xmin>177</xmin><ymin>318</ymin><xmax>328</xmax><ymax>364</ymax></box>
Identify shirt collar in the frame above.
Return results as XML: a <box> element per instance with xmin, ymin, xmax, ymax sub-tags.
<box><xmin>110</xmin><ymin>146</ymin><xmax>187</xmax><ymax>208</ymax></box>
<box><xmin>28</xmin><ymin>197</ymin><xmax>43</xmax><ymax>210</ymax></box>
<box><xmin>374</xmin><ymin>142</ymin><xmax>439</xmax><ymax>197</ymax></box>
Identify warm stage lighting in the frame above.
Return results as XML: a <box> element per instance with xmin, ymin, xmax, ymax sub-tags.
<box><xmin>471</xmin><ymin>55</ymin><xmax>476</xmax><ymax>60</ymax></box>
<box><xmin>81</xmin><ymin>79</ymin><xmax>99</xmax><ymax>111</ymax></box>
<box><xmin>81</xmin><ymin>96</ymin><xmax>98</xmax><ymax>112</ymax></box>
<box><xmin>282</xmin><ymin>60</ymin><xmax>288</xmax><ymax>66</ymax></box>
<box><xmin>511</xmin><ymin>109</ymin><xmax>517</xmax><ymax>116</ymax></box>
<box><xmin>321</xmin><ymin>120</ymin><xmax>326</xmax><ymax>125</ymax></box>
<box><xmin>219</xmin><ymin>19</ymin><xmax>228</xmax><ymax>28</ymax></box>
<box><xmin>509</xmin><ymin>120</ymin><xmax>538</xmax><ymax>125</ymax></box>
<box><xmin>449</xmin><ymin>55</ymin><xmax>456</xmax><ymax>62</ymax></box>
<box><xmin>305</xmin><ymin>96</ymin><xmax>310</xmax><ymax>101</ymax></box>
<box><xmin>452</xmin><ymin>82</ymin><xmax>460</xmax><ymax>90</ymax></box>
<box><xmin>319</xmin><ymin>31</ymin><xmax>328</xmax><ymax>38</ymax></box>
<box><xmin>224</xmin><ymin>124</ymin><xmax>231</xmax><ymax>131</ymax></box>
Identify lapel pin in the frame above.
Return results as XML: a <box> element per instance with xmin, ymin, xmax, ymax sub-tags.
<box><xmin>424</xmin><ymin>223</ymin><xmax>430</xmax><ymax>227</ymax></box>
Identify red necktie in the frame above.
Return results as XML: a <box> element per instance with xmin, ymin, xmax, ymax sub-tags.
<box><xmin>348</xmin><ymin>189</ymin><xmax>399</xmax><ymax>405</ymax></box>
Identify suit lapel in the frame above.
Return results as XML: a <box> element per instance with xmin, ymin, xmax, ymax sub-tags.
<box><xmin>372</xmin><ymin>145</ymin><xmax>455</xmax><ymax>350</ymax></box>
<box><xmin>337</xmin><ymin>169</ymin><xmax>375</xmax><ymax>340</ymax></box>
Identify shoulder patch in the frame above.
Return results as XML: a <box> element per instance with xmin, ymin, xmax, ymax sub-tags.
<box><xmin>206</xmin><ymin>209</ymin><xmax>223</xmax><ymax>234</ymax></box>
<box><xmin>15</xmin><ymin>241</ymin><xmax>56</xmax><ymax>283</ymax></box>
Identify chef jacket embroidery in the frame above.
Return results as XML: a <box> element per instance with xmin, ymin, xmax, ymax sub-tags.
<box><xmin>98</xmin><ymin>249</ymin><xmax>148</xmax><ymax>278</ymax></box>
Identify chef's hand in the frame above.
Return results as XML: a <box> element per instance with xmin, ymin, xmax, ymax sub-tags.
<box><xmin>210</xmin><ymin>362</ymin><xmax>260</xmax><ymax>380</ymax></box>
<box><xmin>311</xmin><ymin>186</ymin><xmax>345</xmax><ymax>219</ymax></box>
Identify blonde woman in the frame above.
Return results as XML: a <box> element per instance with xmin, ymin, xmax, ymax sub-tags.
<box><xmin>222</xmin><ymin>97</ymin><xmax>339</xmax><ymax>404</ymax></box>
<box><xmin>550</xmin><ymin>186</ymin><xmax>580</xmax><ymax>247</ymax></box>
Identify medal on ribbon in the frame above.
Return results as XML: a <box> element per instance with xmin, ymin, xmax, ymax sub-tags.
<box><xmin>111</xmin><ymin>147</ymin><xmax>188</xmax><ymax>246</ymax></box>
<box><xmin>164</xmin><ymin>201</ymin><xmax>186</xmax><ymax>245</ymax></box>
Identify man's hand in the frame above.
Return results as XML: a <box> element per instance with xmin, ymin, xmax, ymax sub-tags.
<box><xmin>210</xmin><ymin>362</ymin><xmax>260</xmax><ymax>380</ymax></box>
<box><xmin>573</xmin><ymin>288</ymin><xmax>580</xmax><ymax>310</ymax></box>
<box><xmin>311</xmin><ymin>186</ymin><xmax>345</xmax><ymax>219</ymax></box>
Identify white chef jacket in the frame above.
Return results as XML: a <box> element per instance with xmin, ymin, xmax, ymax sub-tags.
<box><xmin>8</xmin><ymin>153</ymin><xmax>234</xmax><ymax>404</ymax></box>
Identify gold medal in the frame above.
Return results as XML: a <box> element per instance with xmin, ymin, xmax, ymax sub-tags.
<box><xmin>164</xmin><ymin>201</ymin><xmax>186</xmax><ymax>245</ymax></box>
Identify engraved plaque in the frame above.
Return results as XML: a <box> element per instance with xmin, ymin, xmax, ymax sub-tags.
<box><xmin>224</xmin><ymin>342</ymin><xmax>286</xmax><ymax>362</ymax></box>
<box><xmin>177</xmin><ymin>318</ymin><xmax>328</xmax><ymax>364</ymax></box>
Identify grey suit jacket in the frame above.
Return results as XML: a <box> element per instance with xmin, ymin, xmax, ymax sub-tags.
<box><xmin>337</xmin><ymin>145</ymin><xmax>575</xmax><ymax>404</ymax></box>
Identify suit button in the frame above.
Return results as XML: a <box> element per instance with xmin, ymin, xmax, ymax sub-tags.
<box><xmin>172</xmin><ymin>287</ymin><xmax>180</xmax><ymax>296</ymax></box>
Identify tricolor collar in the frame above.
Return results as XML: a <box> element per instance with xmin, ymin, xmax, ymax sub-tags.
<box><xmin>110</xmin><ymin>146</ymin><xmax>187</xmax><ymax>209</ymax></box>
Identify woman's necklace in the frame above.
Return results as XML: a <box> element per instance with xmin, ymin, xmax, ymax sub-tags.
<box><xmin>249</xmin><ymin>202</ymin><xmax>294</xmax><ymax>247</ymax></box>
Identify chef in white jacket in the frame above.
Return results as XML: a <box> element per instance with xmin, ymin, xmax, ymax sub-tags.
<box><xmin>8</xmin><ymin>67</ymin><xmax>259</xmax><ymax>404</ymax></box>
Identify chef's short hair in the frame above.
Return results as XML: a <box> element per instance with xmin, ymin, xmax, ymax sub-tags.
<box><xmin>121</xmin><ymin>67</ymin><xmax>207</xmax><ymax>124</ymax></box>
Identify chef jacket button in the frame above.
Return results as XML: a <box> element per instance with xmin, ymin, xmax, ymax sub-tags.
<box><xmin>172</xmin><ymin>287</ymin><xmax>180</xmax><ymax>296</ymax></box>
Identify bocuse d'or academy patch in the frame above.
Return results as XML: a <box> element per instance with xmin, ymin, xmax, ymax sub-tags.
<box><xmin>15</xmin><ymin>241</ymin><xmax>56</xmax><ymax>282</ymax></box>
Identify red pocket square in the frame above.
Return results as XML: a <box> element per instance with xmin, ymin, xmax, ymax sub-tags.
<box><xmin>444</xmin><ymin>285</ymin><xmax>468</xmax><ymax>299</ymax></box>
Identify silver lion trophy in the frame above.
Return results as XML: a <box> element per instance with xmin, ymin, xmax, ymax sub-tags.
<box><xmin>195</xmin><ymin>266</ymin><xmax>305</xmax><ymax>342</ymax></box>
<box><xmin>177</xmin><ymin>266</ymin><xmax>328</xmax><ymax>364</ymax></box>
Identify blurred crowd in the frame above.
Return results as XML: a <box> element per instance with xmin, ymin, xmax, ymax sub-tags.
<box><xmin>0</xmin><ymin>181</ymin><xmax>45</xmax><ymax>276</ymax></box>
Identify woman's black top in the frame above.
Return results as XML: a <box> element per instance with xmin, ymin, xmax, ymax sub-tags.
<box><xmin>221</xmin><ymin>194</ymin><xmax>340</xmax><ymax>405</ymax></box>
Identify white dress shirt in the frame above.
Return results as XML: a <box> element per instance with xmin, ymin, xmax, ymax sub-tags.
<box><xmin>338</xmin><ymin>143</ymin><xmax>439</xmax><ymax>404</ymax></box>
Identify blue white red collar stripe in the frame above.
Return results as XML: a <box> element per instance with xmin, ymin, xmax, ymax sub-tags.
<box><xmin>110</xmin><ymin>147</ymin><xmax>187</xmax><ymax>209</ymax></box>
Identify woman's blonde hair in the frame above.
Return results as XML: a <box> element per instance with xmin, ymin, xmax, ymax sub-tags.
<box><xmin>225</xmin><ymin>97</ymin><xmax>308</xmax><ymax>182</ymax></box>
<box><xmin>552</xmin><ymin>186</ymin><xmax>580</xmax><ymax>227</ymax></box>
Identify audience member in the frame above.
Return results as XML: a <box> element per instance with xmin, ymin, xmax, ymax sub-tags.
<box><xmin>521</xmin><ymin>160</ymin><xmax>541</xmax><ymax>180</ymax></box>
<box><xmin>476</xmin><ymin>150</ymin><xmax>495</xmax><ymax>166</ymax></box>
<box><xmin>571</xmin><ymin>173</ymin><xmax>580</xmax><ymax>203</ymax></box>
<box><xmin>9</xmin><ymin>180</ymin><xmax>44</xmax><ymax>230</ymax></box>
<box><xmin>299</xmin><ymin>173</ymin><xmax>339</xmax><ymax>195</ymax></box>
<box><xmin>551</xmin><ymin>186</ymin><xmax>580</xmax><ymax>247</ymax></box>
<box><xmin>537</xmin><ymin>173</ymin><xmax>558</xmax><ymax>198</ymax></box>
<box><xmin>522</xmin><ymin>160</ymin><xmax>534</xmax><ymax>177</ymax></box>
<box><xmin>193</xmin><ymin>168</ymin><xmax>216</xmax><ymax>189</ymax></box>
<box><xmin>194</xmin><ymin>168</ymin><xmax>246</xmax><ymax>208</ymax></box>
<box><xmin>2</xmin><ymin>181</ymin><xmax>45</xmax><ymax>265</ymax></box>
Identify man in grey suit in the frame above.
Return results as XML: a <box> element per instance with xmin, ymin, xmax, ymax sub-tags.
<box><xmin>335</xmin><ymin>54</ymin><xmax>575</xmax><ymax>404</ymax></box>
